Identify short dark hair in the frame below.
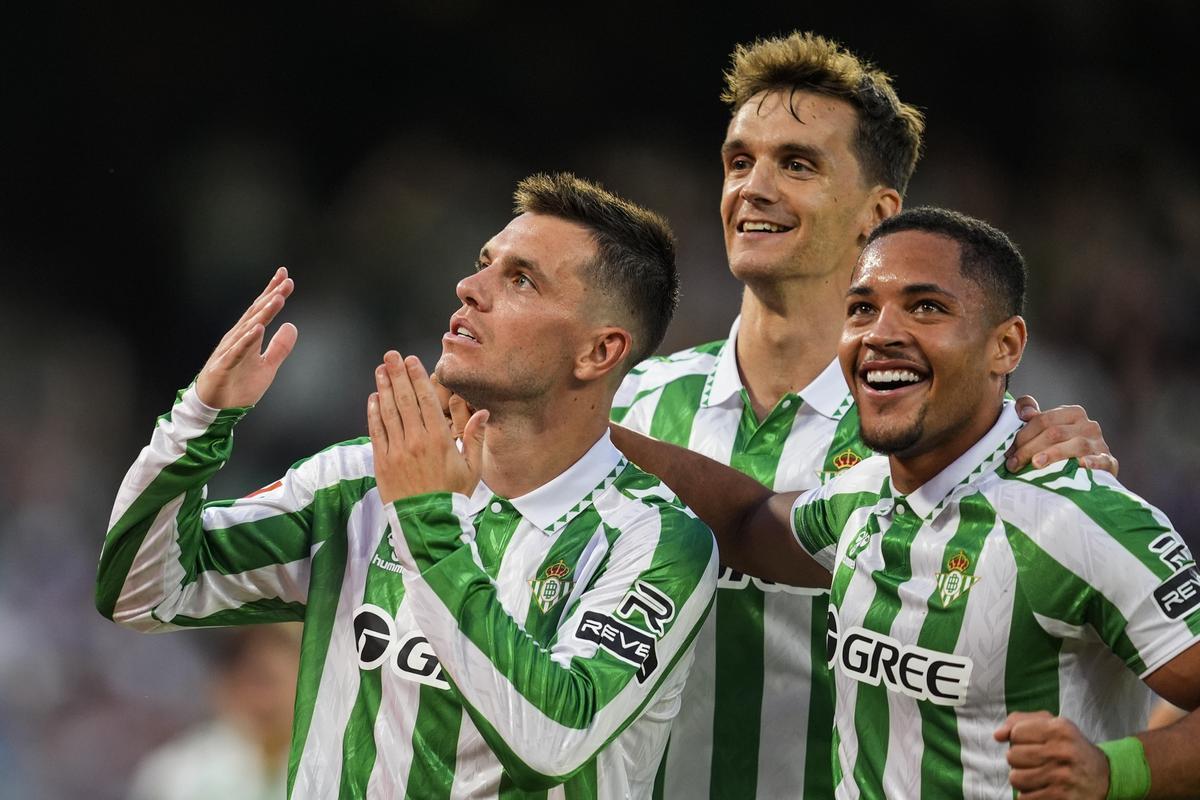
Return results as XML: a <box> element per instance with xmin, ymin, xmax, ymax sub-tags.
<box><xmin>514</xmin><ymin>172</ymin><xmax>679</xmax><ymax>368</ymax></box>
<box><xmin>722</xmin><ymin>32</ymin><xmax>925</xmax><ymax>197</ymax></box>
<box><xmin>866</xmin><ymin>206</ymin><xmax>1027</xmax><ymax>321</ymax></box>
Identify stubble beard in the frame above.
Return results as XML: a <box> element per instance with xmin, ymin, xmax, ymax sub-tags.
<box><xmin>433</xmin><ymin>359</ymin><xmax>548</xmax><ymax>417</ymax></box>
<box><xmin>859</xmin><ymin>401</ymin><xmax>928</xmax><ymax>456</ymax></box>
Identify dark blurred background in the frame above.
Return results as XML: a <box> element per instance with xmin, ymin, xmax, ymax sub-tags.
<box><xmin>2</xmin><ymin>3</ymin><xmax>1197</xmax><ymax>797</ymax></box>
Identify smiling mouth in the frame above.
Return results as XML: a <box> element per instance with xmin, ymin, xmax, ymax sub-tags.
<box><xmin>862</xmin><ymin>368</ymin><xmax>927</xmax><ymax>392</ymax></box>
<box><xmin>737</xmin><ymin>221</ymin><xmax>794</xmax><ymax>233</ymax></box>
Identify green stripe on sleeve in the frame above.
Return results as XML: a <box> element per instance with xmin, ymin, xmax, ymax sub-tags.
<box><xmin>1004</xmin><ymin>523</ymin><xmax>1144</xmax><ymax>673</ymax></box>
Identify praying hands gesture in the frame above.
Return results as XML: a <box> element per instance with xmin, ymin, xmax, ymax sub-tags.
<box><xmin>368</xmin><ymin>352</ymin><xmax>489</xmax><ymax>503</ymax></box>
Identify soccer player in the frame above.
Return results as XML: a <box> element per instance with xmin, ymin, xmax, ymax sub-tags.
<box><xmin>611</xmin><ymin>31</ymin><xmax>1115</xmax><ymax>799</ymax></box>
<box><xmin>96</xmin><ymin>173</ymin><xmax>718</xmax><ymax>798</ymax></box>
<box><xmin>615</xmin><ymin>207</ymin><xmax>1200</xmax><ymax>799</ymax></box>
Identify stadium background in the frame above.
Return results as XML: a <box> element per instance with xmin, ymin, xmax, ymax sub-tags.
<box><xmin>1</xmin><ymin>4</ymin><xmax>1196</xmax><ymax>797</ymax></box>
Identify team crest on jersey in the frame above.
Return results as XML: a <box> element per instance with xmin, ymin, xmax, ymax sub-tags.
<box><xmin>832</xmin><ymin>449</ymin><xmax>862</xmax><ymax>471</ymax></box>
<box><xmin>935</xmin><ymin>550</ymin><xmax>980</xmax><ymax>607</ymax></box>
<box><xmin>529</xmin><ymin>560</ymin><xmax>574</xmax><ymax>613</ymax></box>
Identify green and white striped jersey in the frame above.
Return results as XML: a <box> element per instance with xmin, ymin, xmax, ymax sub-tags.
<box><xmin>790</xmin><ymin>401</ymin><xmax>1200</xmax><ymax>799</ymax></box>
<box><xmin>612</xmin><ymin>319</ymin><xmax>872</xmax><ymax>800</ymax></box>
<box><xmin>96</xmin><ymin>386</ymin><xmax>718</xmax><ymax>799</ymax></box>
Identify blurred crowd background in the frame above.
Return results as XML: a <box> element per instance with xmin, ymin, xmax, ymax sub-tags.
<box><xmin>2</xmin><ymin>3</ymin><xmax>1197</xmax><ymax>797</ymax></box>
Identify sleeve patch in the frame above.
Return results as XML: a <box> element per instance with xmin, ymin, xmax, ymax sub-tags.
<box><xmin>615</xmin><ymin>580</ymin><xmax>676</xmax><ymax>636</ymax></box>
<box><xmin>577</xmin><ymin>611</ymin><xmax>659</xmax><ymax>684</ymax></box>
<box><xmin>1154</xmin><ymin>566</ymin><xmax>1200</xmax><ymax>620</ymax></box>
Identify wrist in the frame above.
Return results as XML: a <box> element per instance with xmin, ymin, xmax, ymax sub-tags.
<box><xmin>1098</xmin><ymin>736</ymin><xmax>1150</xmax><ymax>800</ymax></box>
<box><xmin>388</xmin><ymin>492</ymin><xmax>470</xmax><ymax>570</ymax></box>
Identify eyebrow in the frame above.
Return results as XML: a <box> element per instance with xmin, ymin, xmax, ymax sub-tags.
<box><xmin>846</xmin><ymin>282</ymin><xmax>960</xmax><ymax>300</ymax></box>
<box><xmin>478</xmin><ymin>247</ymin><xmax>544</xmax><ymax>278</ymax></box>
<box><xmin>720</xmin><ymin>138</ymin><xmax>824</xmax><ymax>163</ymax></box>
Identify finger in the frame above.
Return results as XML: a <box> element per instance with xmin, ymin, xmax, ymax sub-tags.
<box><xmin>1007</xmin><ymin>418</ymin><xmax>1068</xmax><ymax>471</ymax></box>
<box><xmin>248</xmin><ymin>278</ymin><xmax>294</xmax><ymax>331</ymax></box>
<box><xmin>375</xmin><ymin>363</ymin><xmax>405</xmax><ymax>441</ymax></box>
<box><xmin>227</xmin><ymin>269</ymin><xmax>290</xmax><ymax>338</ymax></box>
<box><xmin>385</xmin><ymin>352</ymin><xmax>423</xmax><ymax>434</ymax></box>
<box><xmin>245</xmin><ymin>267</ymin><xmax>289</xmax><ymax>318</ymax></box>
<box><xmin>448</xmin><ymin>393</ymin><xmax>472</xmax><ymax>438</ymax></box>
<box><xmin>215</xmin><ymin>322</ymin><xmax>266</xmax><ymax>371</ymax></box>
<box><xmin>430</xmin><ymin>372</ymin><xmax>453</xmax><ymax>414</ymax></box>
<box><xmin>1014</xmin><ymin>394</ymin><xmax>1041</xmax><ymax>421</ymax></box>
<box><xmin>1082</xmin><ymin>452</ymin><xmax>1119</xmax><ymax>477</ymax></box>
<box><xmin>1006</xmin><ymin>742</ymin><xmax>1056</xmax><ymax>769</ymax></box>
<box><xmin>406</xmin><ymin>356</ymin><xmax>447</xmax><ymax>435</ymax></box>
<box><xmin>262</xmin><ymin>322</ymin><xmax>298</xmax><ymax>370</ymax></box>
<box><xmin>1010</xmin><ymin>420</ymin><xmax>1108</xmax><ymax>471</ymax></box>
<box><xmin>1008</xmin><ymin>764</ymin><xmax>1052</xmax><ymax>792</ymax></box>
<box><xmin>461</xmin><ymin>409</ymin><xmax>490</xmax><ymax>474</ymax></box>
<box><xmin>1009</xmin><ymin>779</ymin><xmax>1056</xmax><ymax>798</ymax></box>
<box><xmin>1006</xmin><ymin>717</ymin><xmax>1057</xmax><ymax>746</ymax></box>
<box><xmin>367</xmin><ymin>392</ymin><xmax>387</xmax><ymax>454</ymax></box>
<box><xmin>215</xmin><ymin>277</ymin><xmax>292</xmax><ymax>356</ymax></box>
<box><xmin>995</xmin><ymin>711</ymin><xmax>1052</xmax><ymax>742</ymax></box>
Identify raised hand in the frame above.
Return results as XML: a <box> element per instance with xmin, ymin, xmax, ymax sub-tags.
<box><xmin>195</xmin><ymin>267</ymin><xmax>298</xmax><ymax>409</ymax></box>
<box><xmin>368</xmin><ymin>352</ymin><xmax>489</xmax><ymax>503</ymax></box>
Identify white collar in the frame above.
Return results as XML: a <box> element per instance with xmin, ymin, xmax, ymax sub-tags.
<box><xmin>701</xmin><ymin>316</ymin><xmax>850</xmax><ymax>419</ymax></box>
<box><xmin>902</xmin><ymin>400</ymin><xmax>1022</xmax><ymax>521</ymax></box>
<box><xmin>464</xmin><ymin>430</ymin><xmax>626</xmax><ymax>535</ymax></box>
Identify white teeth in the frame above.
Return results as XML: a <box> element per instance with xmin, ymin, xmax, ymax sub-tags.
<box><xmin>454</xmin><ymin>325</ymin><xmax>476</xmax><ymax>341</ymax></box>
<box><xmin>742</xmin><ymin>221</ymin><xmax>788</xmax><ymax>232</ymax></box>
<box><xmin>866</xmin><ymin>369</ymin><xmax>922</xmax><ymax>386</ymax></box>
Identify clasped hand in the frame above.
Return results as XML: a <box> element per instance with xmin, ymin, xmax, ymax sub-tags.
<box><xmin>368</xmin><ymin>352</ymin><xmax>489</xmax><ymax>504</ymax></box>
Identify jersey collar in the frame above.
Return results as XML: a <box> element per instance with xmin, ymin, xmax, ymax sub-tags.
<box><xmin>902</xmin><ymin>400</ymin><xmax>1022</xmax><ymax>521</ymax></box>
<box><xmin>465</xmin><ymin>430</ymin><xmax>626</xmax><ymax>536</ymax></box>
<box><xmin>701</xmin><ymin>315</ymin><xmax>851</xmax><ymax>419</ymax></box>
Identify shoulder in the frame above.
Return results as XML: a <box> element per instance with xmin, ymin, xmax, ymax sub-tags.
<box><xmin>803</xmin><ymin>454</ymin><xmax>891</xmax><ymax>507</ymax></box>
<box><xmin>596</xmin><ymin>461</ymin><xmax>716</xmax><ymax>558</ymax></box>
<box><xmin>615</xmin><ymin>340</ymin><xmax>725</xmax><ymax>399</ymax></box>
<box><xmin>986</xmin><ymin>460</ymin><xmax>1185</xmax><ymax>586</ymax></box>
<box><xmin>991</xmin><ymin>458</ymin><xmax>1171</xmax><ymax>533</ymax></box>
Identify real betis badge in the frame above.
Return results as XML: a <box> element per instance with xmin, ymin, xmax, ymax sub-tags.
<box><xmin>530</xmin><ymin>559</ymin><xmax>574</xmax><ymax>613</ymax></box>
<box><xmin>832</xmin><ymin>449</ymin><xmax>862</xmax><ymax>471</ymax></box>
<box><xmin>935</xmin><ymin>550</ymin><xmax>980</xmax><ymax>607</ymax></box>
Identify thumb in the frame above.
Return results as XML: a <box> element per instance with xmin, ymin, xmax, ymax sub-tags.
<box><xmin>263</xmin><ymin>322</ymin><xmax>299</xmax><ymax>369</ymax></box>
<box><xmin>1014</xmin><ymin>394</ymin><xmax>1040</xmax><ymax>421</ymax></box>
<box><xmin>448</xmin><ymin>393</ymin><xmax>473</xmax><ymax>438</ymax></box>
<box><xmin>994</xmin><ymin>716</ymin><xmax>1016</xmax><ymax>742</ymax></box>
<box><xmin>461</xmin><ymin>409</ymin><xmax>490</xmax><ymax>472</ymax></box>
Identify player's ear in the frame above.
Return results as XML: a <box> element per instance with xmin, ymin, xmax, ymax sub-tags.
<box><xmin>576</xmin><ymin>327</ymin><xmax>632</xmax><ymax>383</ymax></box>
<box><xmin>858</xmin><ymin>187</ymin><xmax>902</xmax><ymax>242</ymax></box>
<box><xmin>992</xmin><ymin>315</ymin><xmax>1027</xmax><ymax>379</ymax></box>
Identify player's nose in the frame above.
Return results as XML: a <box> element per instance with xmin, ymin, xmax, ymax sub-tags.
<box><xmin>456</xmin><ymin>269</ymin><xmax>491</xmax><ymax>311</ymax></box>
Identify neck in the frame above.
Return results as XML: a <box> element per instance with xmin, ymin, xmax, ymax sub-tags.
<box><xmin>736</xmin><ymin>275</ymin><xmax>846</xmax><ymax>419</ymax></box>
<box><xmin>477</xmin><ymin>388</ymin><xmax>611</xmax><ymax>499</ymax></box>
<box><xmin>887</xmin><ymin>399</ymin><xmax>1007</xmax><ymax>496</ymax></box>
